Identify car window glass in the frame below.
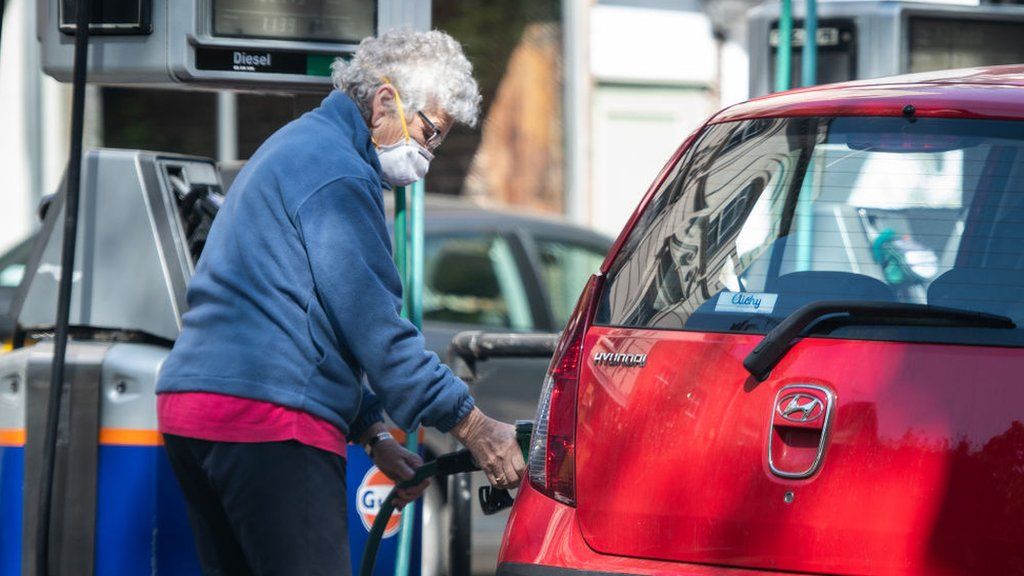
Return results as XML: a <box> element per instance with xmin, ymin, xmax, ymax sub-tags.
<box><xmin>534</xmin><ymin>239</ymin><xmax>606</xmax><ymax>327</ymax></box>
<box><xmin>598</xmin><ymin>117</ymin><xmax>1024</xmax><ymax>346</ymax></box>
<box><xmin>423</xmin><ymin>234</ymin><xmax>533</xmax><ymax>330</ymax></box>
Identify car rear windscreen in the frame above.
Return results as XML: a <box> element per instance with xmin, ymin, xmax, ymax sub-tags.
<box><xmin>597</xmin><ymin>116</ymin><xmax>1024</xmax><ymax>346</ymax></box>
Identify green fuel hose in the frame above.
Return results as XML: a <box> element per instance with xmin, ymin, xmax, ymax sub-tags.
<box><xmin>359</xmin><ymin>422</ymin><xmax>533</xmax><ymax>576</ymax></box>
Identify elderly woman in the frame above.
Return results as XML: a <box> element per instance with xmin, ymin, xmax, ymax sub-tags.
<box><xmin>155</xmin><ymin>30</ymin><xmax>525</xmax><ymax>575</ymax></box>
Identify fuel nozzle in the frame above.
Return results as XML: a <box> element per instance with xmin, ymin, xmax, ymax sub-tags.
<box><xmin>515</xmin><ymin>419</ymin><xmax>533</xmax><ymax>460</ymax></box>
<box><xmin>479</xmin><ymin>420</ymin><xmax>534</xmax><ymax>515</ymax></box>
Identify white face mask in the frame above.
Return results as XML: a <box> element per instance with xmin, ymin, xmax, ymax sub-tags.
<box><xmin>373</xmin><ymin>80</ymin><xmax>435</xmax><ymax>187</ymax></box>
<box><xmin>376</xmin><ymin>138</ymin><xmax>434</xmax><ymax>187</ymax></box>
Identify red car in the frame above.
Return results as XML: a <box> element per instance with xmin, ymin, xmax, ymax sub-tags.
<box><xmin>498</xmin><ymin>65</ymin><xmax>1024</xmax><ymax>576</ymax></box>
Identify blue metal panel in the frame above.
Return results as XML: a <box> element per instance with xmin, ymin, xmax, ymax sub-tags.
<box><xmin>155</xmin><ymin>448</ymin><xmax>202</xmax><ymax>575</ymax></box>
<box><xmin>94</xmin><ymin>445</ymin><xmax>201</xmax><ymax>575</ymax></box>
<box><xmin>0</xmin><ymin>447</ymin><xmax>24</xmax><ymax>576</ymax></box>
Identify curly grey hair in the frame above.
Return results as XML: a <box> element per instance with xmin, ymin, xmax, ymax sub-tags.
<box><xmin>332</xmin><ymin>29</ymin><xmax>481</xmax><ymax>128</ymax></box>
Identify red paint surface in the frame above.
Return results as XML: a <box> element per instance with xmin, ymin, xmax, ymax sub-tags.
<box><xmin>573</xmin><ymin>328</ymin><xmax>1024</xmax><ymax>575</ymax></box>
<box><xmin>714</xmin><ymin>65</ymin><xmax>1024</xmax><ymax>123</ymax></box>
<box><xmin>500</xmin><ymin>481</ymin><xmax>785</xmax><ymax>576</ymax></box>
<box><xmin>503</xmin><ymin>329</ymin><xmax>1024</xmax><ymax>575</ymax></box>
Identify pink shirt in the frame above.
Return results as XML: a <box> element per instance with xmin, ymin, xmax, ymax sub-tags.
<box><xmin>157</xmin><ymin>392</ymin><xmax>347</xmax><ymax>457</ymax></box>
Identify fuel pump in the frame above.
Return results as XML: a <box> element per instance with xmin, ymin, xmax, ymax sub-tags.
<box><xmin>0</xmin><ymin>2</ymin><xmax>434</xmax><ymax>575</ymax></box>
<box><xmin>747</xmin><ymin>0</ymin><xmax>1024</xmax><ymax>98</ymax></box>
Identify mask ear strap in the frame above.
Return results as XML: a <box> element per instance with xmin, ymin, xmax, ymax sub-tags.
<box><xmin>382</xmin><ymin>77</ymin><xmax>412</xmax><ymax>144</ymax></box>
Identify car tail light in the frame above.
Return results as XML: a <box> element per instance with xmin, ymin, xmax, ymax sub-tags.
<box><xmin>528</xmin><ymin>274</ymin><xmax>603</xmax><ymax>506</ymax></box>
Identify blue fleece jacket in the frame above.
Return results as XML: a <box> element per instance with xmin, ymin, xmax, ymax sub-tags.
<box><xmin>157</xmin><ymin>91</ymin><xmax>475</xmax><ymax>439</ymax></box>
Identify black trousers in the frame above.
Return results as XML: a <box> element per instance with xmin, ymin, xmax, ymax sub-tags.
<box><xmin>163</xmin><ymin>435</ymin><xmax>351</xmax><ymax>576</ymax></box>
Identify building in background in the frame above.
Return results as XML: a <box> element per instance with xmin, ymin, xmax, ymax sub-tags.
<box><xmin>3</xmin><ymin>0</ymin><xmax>1022</xmax><ymax>254</ymax></box>
<box><xmin>462</xmin><ymin>22</ymin><xmax>564</xmax><ymax>214</ymax></box>
<box><xmin>581</xmin><ymin>0</ymin><xmax>745</xmax><ymax>235</ymax></box>
<box><xmin>452</xmin><ymin>0</ymin><xmax>753</xmax><ymax>236</ymax></box>
<box><xmin>0</xmin><ymin>0</ymin><xmax>72</xmax><ymax>256</ymax></box>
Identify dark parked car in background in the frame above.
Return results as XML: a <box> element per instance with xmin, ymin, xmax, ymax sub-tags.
<box><xmin>406</xmin><ymin>196</ymin><xmax>609</xmax><ymax>574</ymax></box>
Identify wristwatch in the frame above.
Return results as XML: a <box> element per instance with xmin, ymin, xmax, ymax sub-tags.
<box><xmin>364</xmin><ymin>431</ymin><xmax>394</xmax><ymax>457</ymax></box>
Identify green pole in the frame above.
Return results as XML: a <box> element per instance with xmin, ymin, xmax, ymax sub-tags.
<box><xmin>394</xmin><ymin>186</ymin><xmax>409</xmax><ymax>315</ymax></box>
<box><xmin>775</xmin><ymin>0</ymin><xmax>793</xmax><ymax>92</ymax></box>
<box><xmin>409</xmin><ymin>180</ymin><xmax>425</xmax><ymax>328</ymax></box>
<box><xmin>801</xmin><ymin>0</ymin><xmax>818</xmax><ymax>87</ymax></box>
<box><xmin>393</xmin><ymin>179</ymin><xmax>424</xmax><ymax>576</ymax></box>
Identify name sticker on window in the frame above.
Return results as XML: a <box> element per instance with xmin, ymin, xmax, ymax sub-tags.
<box><xmin>715</xmin><ymin>292</ymin><xmax>778</xmax><ymax>314</ymax></box>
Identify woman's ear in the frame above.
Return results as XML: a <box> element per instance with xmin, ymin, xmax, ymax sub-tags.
<box><xmin>370</xmin><ymin>84</ymin><xmax>397</xmax><ymax>130</ymax></box>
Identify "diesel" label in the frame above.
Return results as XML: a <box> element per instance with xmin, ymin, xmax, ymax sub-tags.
<box><xmin>195</xmin><ymin>46</ymin><xmax>310</xmax><ymax>76</ymax></box>
<box><xmin>233</xmin><ymin>51</ymin><xmax>272</xmax><ymax>70</ymax></box>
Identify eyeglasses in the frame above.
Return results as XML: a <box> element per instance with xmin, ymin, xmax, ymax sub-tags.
<box><xmin>417</xmin><ymin>111</ymin><xmax>444</xmax><ymax>151</ymax></box>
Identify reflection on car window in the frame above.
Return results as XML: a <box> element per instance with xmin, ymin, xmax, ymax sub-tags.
<box><xmin>424</xmin><ymin>234</ymin><xmax>533</xmax><ymax>330</ymax></box>
<box><xmin>534</xmin><ymin>239</ymin><xmax>605</xmax><ymax>327</ymax></box>
<box><xmin>598</xmin><ymin>117</ymin><xmax>1024</xmax><ymax>346</ymax></box>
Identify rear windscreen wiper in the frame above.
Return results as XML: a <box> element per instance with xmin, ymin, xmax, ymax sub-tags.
<box><xmin>743</xmin><ymin>301</ymin><xmax>1016</xmax><ymax>381</ymax></box>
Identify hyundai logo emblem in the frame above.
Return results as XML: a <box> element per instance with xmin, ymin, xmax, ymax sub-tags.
<box><xmin>768</xmin><ymin>384</ymin><xmax>835</xmax><ymax>479</ymax></box>
<box><xmin>776</xmin><ymin>393</ymin><xmax>825</xmax><ymax>423</ymax></box>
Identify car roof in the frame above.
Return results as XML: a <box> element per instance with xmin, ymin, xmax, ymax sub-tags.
<box><xmin>383</xmin><ymin>194</ymin><xmax>613</xmax><ymax>248</ymax></box>
<box><xmin>713</xmin><ymin>64</ymin><xmax>1024</xmax><ymax>124</ymax></box>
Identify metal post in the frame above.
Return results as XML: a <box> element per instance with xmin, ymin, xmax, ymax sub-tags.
<box><xmin>775</xmin><ymin>0</ymin><xmax>793</xmax><ymax>92</ymax></box>
<box><xmin>217</xmin><ymin>91</ymin><xmax>239</xmax><ymax>162</ymax></box>
<box><xmin>389</xmin><ymin>179</ymin><xmax>409</xmax><ymax>569</ymax></box>
<box><xmin>394</xmin><ymin>178</ymin><xmax>424</xmax><ymax>576</ymax></box>
<box><xmin>562</xmin><ymin>0</ymin><xmax>589</xmax><ymax>225</ymax></box>
<box><xmin>801</xmin><ymin>0</ymin><xmax>818</xmax><ymax>87</ymax></box>
<box><xmin>394</xmin><ymin>185</ymin><xmax>408</xmax><ymax>313</ymax></box>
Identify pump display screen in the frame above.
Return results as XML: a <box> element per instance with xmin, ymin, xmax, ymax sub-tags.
<box><xmin>908</xmin><ymin>17</ymin><xmax>1024</xmax><ymax>73</ymax></box>
<box><xmin>213</xmin><ymin>0</ymin><xmax>376</xmax><ymax>44</ymax></box>
<box><xmin>59</xmin><ymin>0</ymin><xmax>151</xmax><ymax>34</ymax></box>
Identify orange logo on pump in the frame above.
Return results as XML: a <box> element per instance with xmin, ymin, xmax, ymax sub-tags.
<box><xmin>356</xmin><ymin>466</ymin><xmax>401</xmax><ymax>537</ymax></box>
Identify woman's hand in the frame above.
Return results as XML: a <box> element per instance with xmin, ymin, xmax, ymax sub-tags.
<box><xmin>450</xmin><ymin>407</ymin><xmax>526</xmax><ymax>490</ymax></box>
<box><xmin>371</xmin><ymin>438</ymin><xmax>430</xmax><ymax>509</ymax></box>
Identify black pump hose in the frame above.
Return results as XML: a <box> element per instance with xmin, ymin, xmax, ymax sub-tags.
<box><xmin>360</xmin><ymin>449</ymin><xmax>478</xmax><ymax>576</ymax></box>
<box><xmin>1</xmin><ymin>1</ymin><xmax>6</xmax><ymax>52</ymax></box>
<box><xmin>359</xmin><ymin>421</ymin><xmax>533</xmax><ymax>576</ymax></box>
<box><xmin>36</xmin><ymin>1</ymin><xmax>91</xmax><ymax>574</ymax></box>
